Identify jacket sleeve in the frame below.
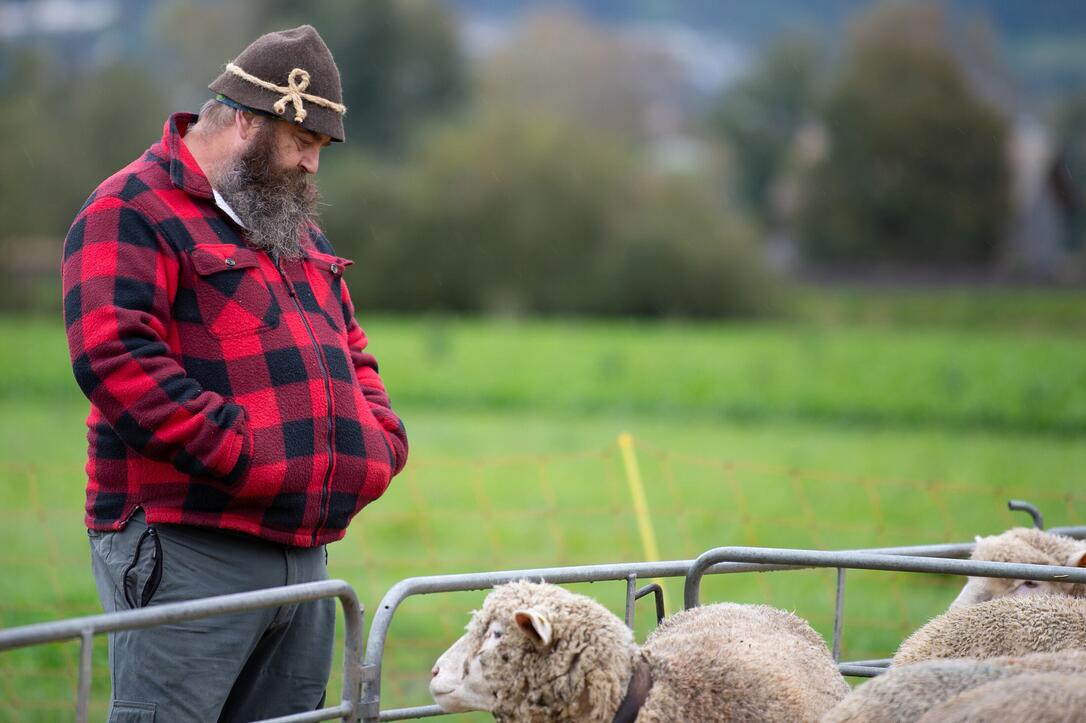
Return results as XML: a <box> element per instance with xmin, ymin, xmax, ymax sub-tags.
<box><xmin>62</xmin><ymin>195</ymin><xmax>252</xmax><ymax>482</ymax></box>
<box><xmin>340</xmin><ymin>284</ymin><xmax>408</xmax><ymax>476</ymax></box>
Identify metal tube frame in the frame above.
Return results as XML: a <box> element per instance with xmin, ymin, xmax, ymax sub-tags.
<box><xmin>4</xmin><ymin>527</ymin><xmax>1086</xmax><ymax>722</ymax></box>
<box><xmin>361</xmin><ymin>526</ymin><xmax>1086</xmax><ymax>722</ymax></box>
<box><xmin>683</xmin><ymin>547</ymin><xmax>1086</xmax><ymax>609</ymax></box>
<box><xmin>636</xmin><ymin>583</ymin><xmax>666</xmax><ymax>626</ymax></box>
<box><xmin>832</xmin><ymin>568</ymin><xmax>845</xmax><ymax>662</ymax></box>
<box><xmin>0</xmin><ymin>579</ymin><xmax>365</xmax><ymax>723</ymax></box>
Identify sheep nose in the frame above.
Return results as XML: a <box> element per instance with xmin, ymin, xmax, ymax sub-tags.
<box><xmin>432</xmin><ymin>666</ymin><xmax>439</xmax><ymax>678</ymax></box>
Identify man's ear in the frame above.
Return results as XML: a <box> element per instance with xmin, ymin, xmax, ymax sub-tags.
<box><xmin>235</xmin><ymin>109</ymin><xmax>260</xmax><ymax>141</ymax></box>
<box><xmin>513</xmin><ymin>609</ymin><xmax>552</xmax><ymax>649</ymax></box>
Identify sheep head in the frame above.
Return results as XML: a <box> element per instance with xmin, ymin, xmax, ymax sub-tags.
<box><xmin>951</xmin><ymin>528</ymin><xmax>1086</xmax><ymax>609</ymax></box>
<box><xmin>430</xmin><ymin>581</ymin><xmax>637</xmax><ymax>722</ymax></box>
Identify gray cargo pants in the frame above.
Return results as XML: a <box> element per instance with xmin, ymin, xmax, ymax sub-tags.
<box><xmin>89</xmin><ymin>510</ymin><xmax>335</xmax><ymax>722</ymax></box>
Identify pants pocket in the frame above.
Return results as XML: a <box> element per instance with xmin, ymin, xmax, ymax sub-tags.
<box><xmin>109</xmin><ymin>700</ymin><xmax>156</xmax><ymax>722</ymax></box>
<box><xmin>122</xmin><ymin>526</ymin><xmax>163</xmax><ymax>609</ymax></box>
<box><xmin>88</xmin><ymin>526</ymin><xmax>114</xmax><ymax>561</ymax></box>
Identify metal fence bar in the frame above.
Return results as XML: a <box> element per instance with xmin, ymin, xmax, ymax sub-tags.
<box><xmin>846</xmin><ymin>658</ymin><xmax>891</xmax><ymax>668</ymax></box>
<box><xmin>361</xmin><ymin>559</ymin><xmax>697</xmax><ymax>723</ymax></box>
<box><xmin>8</xmin><ymin>526</ymin><xmax>1086</xmax><ymax>722</ymax></box>
<box><xmin>832</xmin><ymin>568</ymin><xmax>845</xmax><ymax>662</ymax></box>
<box><xmin>684</xmin><ymin>547</ymin><xmax>1086</xmax><ymax>608</ymax></box>
<box><xmin>683</xmin><ymin>527</ymin><xmax>1086</xmax><ymax>581</ymax></box>
<box><xmin>378</xmin><ymin>705</ymin><xmax>447</xmax><ymax>721</ymax></box>
<box><xmin>838</xmin><ymin>664</ymin><xmax>888</xmax><ymax>678</ymax></box>
<box><xmin>636</xmin><ymin>584</ymin><xmax>666</xmax><ymax>625</ymax></box>
<box><xmin>0</xmin><ymin>580</ymin><xmax>364</xmax><ymax>723</ymax></box>
<box><xmin>362</xmin><ymin>526</ymin><xmax>1086</xmax><ymax>721</ymax></box>
<box><xmin>623</xmin><ymin>574</ymin><xmax>638</xmax><ymax>628</ymax></box>
<box><xmin>77</xmin><ymin>629</ymin><xmax>93</xmax><ymax>723</ymax></box>
<box><xmin>259</xmin><ymin>704</ymin><xmax>357</xmax><ymax>723</ymax></box>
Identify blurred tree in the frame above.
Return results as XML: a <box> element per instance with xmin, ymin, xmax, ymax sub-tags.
<box><xmin>320</xmin><ymin>109</ymin><xmax>779</xmax><ymax>317</ymax></box>
<box><xmin>1053</xmin><ymin>90</ymin><xmax>1086</xmax><ymax>252</ymax></box>
<box><xmin>0</xmin><ymin>48</ymin><xmax>64</xmax><ymax>243</ymax></box>
<box><xmin>149</xmin><ymin>0</ymin><xmax>267</xmax><ymax>111</ymax></box>
<box><xmin>251</xmin><ymin>0</ymin><xmax>468</xmax><ymax>151</ymax></box>
<box><xmin>708</xmin><ymin>33</ymin><xmax>824</xmax><ymax>222</ymax></box>
<box><xmin>0</xmin><ymin>47</ymin><xmax>165</xmax><ymax>311</ymax></box>
<box><xmin>478</xmin><ymin>7</ymin><xmax>686</xmax><ymax>142</ymax></box>
<box><xmin>0</xmin><ymin>49</ymin><xmax>164</xmax><ymax>242</ymax></box>
<box><xmin>797</xmin><ymin>2</ymin><xmax>1011</xmax><ymax>267</ymax></box>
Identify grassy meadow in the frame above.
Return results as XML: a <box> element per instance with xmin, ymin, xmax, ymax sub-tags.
<box><xmin>1</xmin><ymin>288</ymin><xmax>1086</xmax><ymax>720</ymax></box>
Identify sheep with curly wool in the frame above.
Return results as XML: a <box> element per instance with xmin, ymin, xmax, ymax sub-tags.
<box><xmin>430</xmin><ymin>580</ymin><xmax>850</xmax><ymax>722</ymax></box>
<box><xmin>821</xmin><ymin>650</ymin><xmax>1086</xmax><ymax>723</ymax></box>
<box><xmin>915</xmin><ymin>672</ymin><xmax>1086</xmax><ymax>723</ymax></box>
<box><xmin>951</xmin><ymin>527</ymin><xmax>1086</xmax><ymax>609</ymax></box>
<box><xmin>891</xmin><ymin>594</ymin><xmax>1086</xmax><ymax>666</ymax></box>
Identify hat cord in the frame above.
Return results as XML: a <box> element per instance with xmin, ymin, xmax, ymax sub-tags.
<box><xmin>224</xmin><ymin>63</ymin><xmax>347</xmax><ymax>124</ymax></box>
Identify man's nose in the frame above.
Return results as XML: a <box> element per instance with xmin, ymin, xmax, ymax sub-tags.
<box><xmin>299</xmin><ymin>147</ymin><xmax>320</xmax><ymax>175</ymax></box>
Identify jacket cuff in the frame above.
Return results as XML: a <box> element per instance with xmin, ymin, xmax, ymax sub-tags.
<box><xmin>216</xmin><ymin>404</ymin><xmax>253</xmax><ymax>485</ymax></box>
<box><xmin>220</xmin><ymin>424</ymin><xmax>253</xmax><ymax>485</ymax></box>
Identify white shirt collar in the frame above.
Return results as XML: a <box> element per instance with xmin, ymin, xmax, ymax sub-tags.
<box><xmin>212</xmin><ymin>188</ymin><xmax>247</xmax><ymax>230</ymax></box>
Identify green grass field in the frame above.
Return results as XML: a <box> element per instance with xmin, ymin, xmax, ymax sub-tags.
<box><xmin>1</xmin><ymin>292</ymin><xmax>1085</xmax><ymax>720</ymax></box>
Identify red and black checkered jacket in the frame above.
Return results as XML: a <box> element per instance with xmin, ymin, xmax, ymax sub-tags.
<box><xmin>62</xmin><ymin>113</ymin><xmax>408</xmax><ymax>547</ymax></box>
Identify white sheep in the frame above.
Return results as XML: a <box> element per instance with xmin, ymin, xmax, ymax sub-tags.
<box><xmin>821</xmin><ymin>650</ymin><xmax>1086</xmax><ymax>723</ymax></box>
<box><xmin>915</xmin><ymin>672</ymin><xmax>1086</xmax><ymax>723</ymax></box>
<box><xmin>951</xmin><ymin>527</ymin><xmax>1086</xmax><ymax>609</ymax></box>
<box><xmin>891</xmin><ymin>594</ymin><xmax>1086</xmax><ymax>666</ymax></box>
<box><xmin>430</xmin><ymin>580</ymin><xmax>850</xmax><ymax>722</ymax></box>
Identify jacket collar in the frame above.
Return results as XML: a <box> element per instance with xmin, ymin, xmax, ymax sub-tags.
<box><xmin>162</xmin><ymin>113</ymin><xmax>214</xmax><ymax>200</ymax></box>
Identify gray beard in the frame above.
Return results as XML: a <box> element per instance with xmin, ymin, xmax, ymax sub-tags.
<box><xmin>214</xmin><ymin>125</ymin><xmax>320</xmax><ymax>260</ymax></box>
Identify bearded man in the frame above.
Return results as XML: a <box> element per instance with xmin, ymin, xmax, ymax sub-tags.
<box><xmin>61</xmin><ymin>26</ymin><xmax>408</xmax><ymax>722</ymax></box>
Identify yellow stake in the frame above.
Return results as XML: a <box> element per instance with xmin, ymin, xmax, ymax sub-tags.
<box><xmin>618</xmin><ymin>433</ymin><xmax>671</xmax><ymax>616</ymax></box>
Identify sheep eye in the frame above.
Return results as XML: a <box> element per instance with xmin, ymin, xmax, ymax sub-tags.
<box><xmin>1022</xmin><ymin>580</ymin><xmax>1039</xmax><ymax>588</ymax></box>
<box><xmin>491</xmin><ymin>629</ymin><xmax>502</xmax><ymax>638</ymax></box>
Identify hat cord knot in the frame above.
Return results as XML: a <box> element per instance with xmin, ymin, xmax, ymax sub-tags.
<box><xmin>273</xmin><ymin>68</ymin><xmax>311</xmax><ymax>123</ymax></box>
<box><xmin>224</xmin><ymin>62</ymin><xmax>347</xmax><ymax>125</ymax></box>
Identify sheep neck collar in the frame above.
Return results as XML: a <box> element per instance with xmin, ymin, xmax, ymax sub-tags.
<box><xmin>611</xmin><ymin>655</ymin><xmax>653</xmax><ymax>723</ymax></box>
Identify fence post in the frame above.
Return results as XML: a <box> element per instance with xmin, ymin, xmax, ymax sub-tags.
<box><xmin>617</xmin><ymin>433</ymin><xmax>671</xmax><ymax>615</ymax></box>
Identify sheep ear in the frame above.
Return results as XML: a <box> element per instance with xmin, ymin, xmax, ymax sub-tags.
<box><xmin>514</xmin><ymin>609</ymin><xmax>553</xmax><ymax>648</ymax></box>
<box><xmin>1067</xmin><ymin>550</ymin><xmax>1086</xmax><ymax>568</ymax></box>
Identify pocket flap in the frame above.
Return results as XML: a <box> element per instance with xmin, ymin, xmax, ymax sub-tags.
<box><xmin>190</xmin><ymin>244</ymin><xmax>262</xmax><ymax>276</ymax></box>
<box><xmin>306</xmin><ymin>250</ymin><xmax>354</xmax><ymax>278</ymax></box>
<box><xmin>109</xmin><ymin>700</ymin><xmax>157</xmax><ymax>722</ymax></box>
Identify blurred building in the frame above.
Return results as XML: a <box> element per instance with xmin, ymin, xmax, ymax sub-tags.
<box><xmin>1004</xmin><ymin>119</ymin><xmax>1082</xmax><ymax>281</ymax></box>
<box><xmin>0</xmin><ymin>0</ymin><xmax>153</xmax><ymax>65</ymax></box>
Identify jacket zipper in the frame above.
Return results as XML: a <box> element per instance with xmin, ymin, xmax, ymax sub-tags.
<box><xmin>276</xmin><ymin>258</ymin><xmax>335</xmax><ymax>546</ymax></box>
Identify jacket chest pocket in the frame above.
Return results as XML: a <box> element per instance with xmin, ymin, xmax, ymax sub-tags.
<box><xmin>302</xmin><ymin>251</ymin><xmax>354</xmax><ymax>334</ymax></box>
<box><xmin>189</xmin><ymin>244</ymin><xmax>279</xmax><ymax>339</ymax></box>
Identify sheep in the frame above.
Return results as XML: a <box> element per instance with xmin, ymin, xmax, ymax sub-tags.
<box><xmin>430</xmin><ymin>580</ymin><xmax>850</xmax><ymax>722</ymax></box>
<box><xmin>915</xmin><ymin>672</ymin><xmax>1086</xmax><ymax>723</ymax></box>
<box><xmin>951</xmin><ymin>527</ymin><xmax>1086</xmax><ymax>609</ymax></box>
<box><xmin>891</xmin><ymin>594</ymin><xmax>1086</xmax><ymax>666</ymax></box>
<box><xmin>821</xmin><ymin>650</ymin><xmax>1086</xmax><ymax>723</ymax></box>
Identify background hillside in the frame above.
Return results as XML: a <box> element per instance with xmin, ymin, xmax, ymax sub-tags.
<box><xmin>451</xmin><ymin>0</ymin><xmax>1086</xmax><ymax>95</ymax></box>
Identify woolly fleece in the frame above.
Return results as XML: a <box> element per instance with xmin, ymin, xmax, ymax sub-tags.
<box><xmin>822</xmin><ymin>650</ymin><xmax>1086</xmax><ymax>723</ymax></box>
<box><xmin>431</xmin><ymin>581</ymin><xmax>849</xmax><ymax>722</ymax></box>
<box><xmin>892</xmin><ymin>594</ymin><xmax>1086</xmax><ymax>666</ymax></box>
<box><xmin>915</xmin><ymin>672</ymin><xmax>1086</xmax><ymax>723</ymax></box>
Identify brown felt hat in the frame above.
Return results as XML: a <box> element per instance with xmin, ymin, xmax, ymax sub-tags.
<box><xmin>209</xmin><ymin>25</ymin><xmax>347</xmax><ymax>142</ymax></box>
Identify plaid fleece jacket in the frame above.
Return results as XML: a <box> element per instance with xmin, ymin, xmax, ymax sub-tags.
<box><xmin>62</xmin><ymin>113</ymin><xmax>408</xmax><ymax>547</ymax></box>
